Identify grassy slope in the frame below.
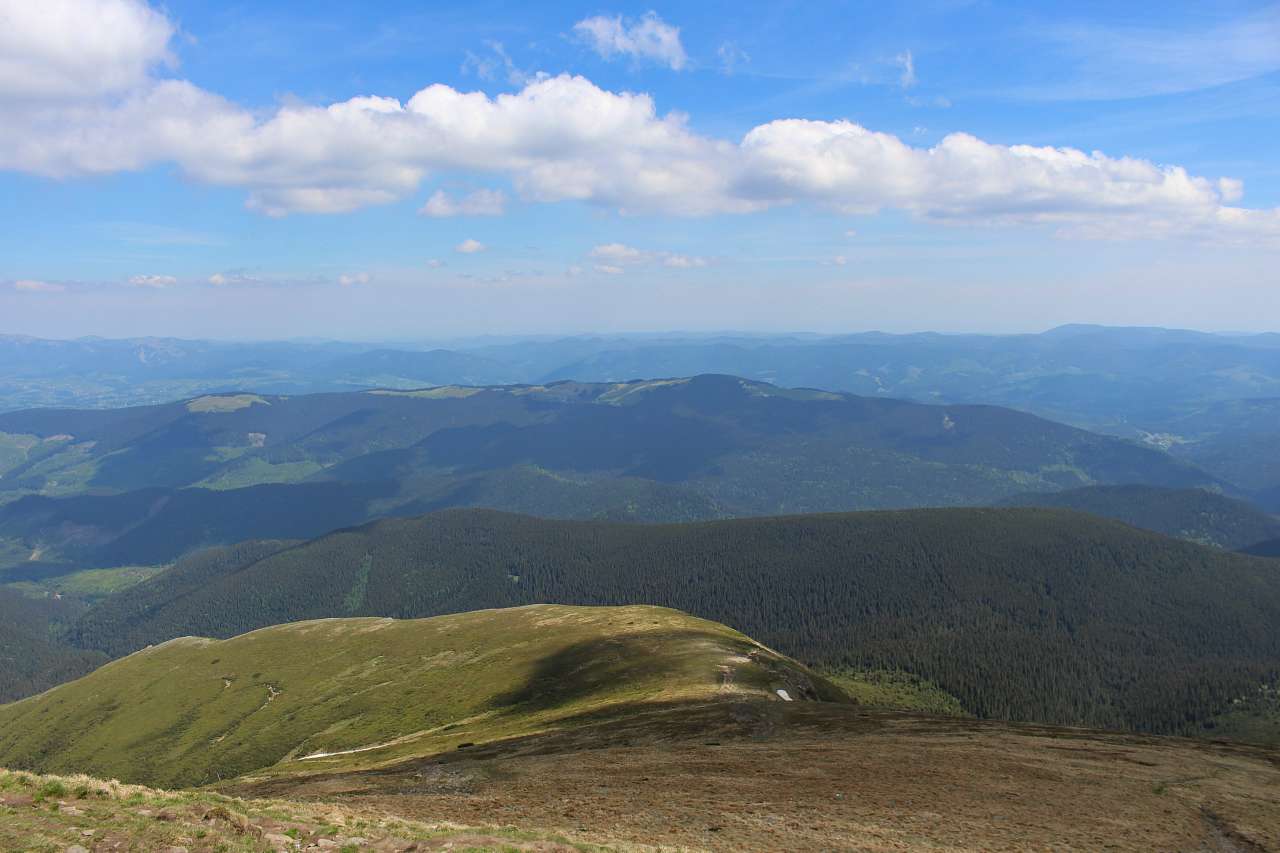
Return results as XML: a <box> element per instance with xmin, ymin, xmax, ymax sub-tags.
<box><xmin>820</xmin><ymin>669</ymin><xmax>968</xmax><ymax>716</ymax></box>
<box><xmin>0</xmin><ymin>605</ymin><xmax>844</xmax><ymax>788</ymax></box>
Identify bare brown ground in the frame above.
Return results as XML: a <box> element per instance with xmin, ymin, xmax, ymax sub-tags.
<box><xmin>229</xmin><ymin>702</ymin><xmax>1280</xmax><ymax>852</ymax></box>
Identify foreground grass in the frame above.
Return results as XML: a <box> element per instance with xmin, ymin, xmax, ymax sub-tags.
<box><xmin>0</xmin><ymin>768</ymin><xmax>602</xmax><ymax>852</ymax></box>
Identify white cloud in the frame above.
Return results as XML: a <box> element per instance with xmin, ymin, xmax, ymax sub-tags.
<box><xmin>419</xmin><ymin>188</ymin><xmax>507</xmax><ymax>217</ymax></box>
<box><xmin>0</xmin><ymin>0</ymin><xmax>1277</xmax><ymax>245</ymax></box>
<box><xmin>13</xmin><ymin>279</ymin><xmax>66</xmax><ymax>292</ymax></box>
<box><xmin>588</xmin><ymin>242</ymin><xmax>708</xmax><ymax>271</ymax></box>
<box><xmin>831</xmin><ymin>255</ymin><xmax>849</xmax><ymax>266</ymax></box>
<box><xmin>589</xmin><ymin>243</ymin><xmax>645</xmax><ymax>264</ymax></box>
<box><xmin>574</xmin><ymin>12</ymin><xmax>687</xmax><ymax>70</ymax></box>
<box><xmin>128</xmin><ymin>273</ymin><xmax>176</xmax><ymax>287</ymax></box>
<box><xmin>0</xmin><ymin>0</ymin><xmax>173</xmax><ymax>100</ymax></box>
<box><xmin>844</xmin><ymin>229</ymin><xmax>858</xmax><ymax>237</ymax></box>
<box><xmin>426</xmin><ymin>258</ymin><xmax>444</xmax><ymax>268</ymax></box>
<box><xmin>663</xmin><ymin>253</ymin><xmax>707</xmax><ymax>268</ymax></box>
<box><xmin>455</xmin><ymin>238</ymin><xmax>485</xmax><ymax>253</ymax></box>
<box><xmin>895</xmin><ymin>51</ymin><xmax>917</xmax><ymax>88</ymax></box>
<box><xmin>338</xmin><ymin>272</ymin><xmax>371</xmax><ymax>286</ymax></box>
<box><xmin>207</xmin><ymin>271</ymin><xmax>262</xmax><ymax>286</ymax></box>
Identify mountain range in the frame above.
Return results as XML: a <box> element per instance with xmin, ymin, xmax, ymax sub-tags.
<box><xmin>0</xmin><ymin>375</ymin><xmax>1226</xmax><ymax>572</ymax></box>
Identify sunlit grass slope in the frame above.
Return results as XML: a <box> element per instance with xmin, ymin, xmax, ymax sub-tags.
<box><xmin>0</xmin><ymin>605</ymin><xmax>844</xmax><ymax>788</ymax></box>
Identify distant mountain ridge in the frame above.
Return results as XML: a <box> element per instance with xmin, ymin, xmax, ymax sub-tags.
<box><xmin>998</xmin><ymin>484</ymin><xmax>1280</xmax><ymax>550</ymax></box>
<box><xmin>0</xmin><ymin>375</ymin><xmax>1220</xmax><ymax>569</ymax></box>
<box><xmin>5</xmin><ymin>326</ymin><xmax>1277</xmax><ymax>506</ymax></box>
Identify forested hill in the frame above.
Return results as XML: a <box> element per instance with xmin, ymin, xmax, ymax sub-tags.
<box><xmin>999</xmin><ymin>484</ymin><xmax>1280</xmax><ymax>550</ymax></box>
<box><xmin>0</xmin><ymin>375</ymin><xmax>1220</xmax><ymax>570</ymax></box>
<box><xmin>72</xmin><ymin>507</ymin><xmax>1280</xmax><ymax>738</ymax></box>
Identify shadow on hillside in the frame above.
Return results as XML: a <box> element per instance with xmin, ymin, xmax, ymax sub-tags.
<box><xmin>489</xmin><ymin>629</ymin><xmax>746</xmax><ymax>712</ymax></box>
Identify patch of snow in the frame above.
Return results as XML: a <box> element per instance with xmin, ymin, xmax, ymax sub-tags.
<box><xmin>776</xmin><ymin>689</ymin><xmax>793</xmax><ymax>702</ymax></box>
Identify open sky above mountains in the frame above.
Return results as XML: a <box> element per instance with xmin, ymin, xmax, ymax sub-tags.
<box><xmin>2</xmin><ymin>0</ymin><xmax>1279</xmax><ymax>338</ymax></box>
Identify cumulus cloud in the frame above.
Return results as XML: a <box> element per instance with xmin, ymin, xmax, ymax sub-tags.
<box><xmin>455</xmin><ymin>238</ymin><xmax>485</xmax><ymax>253</ymax></box>
<box><xmin>0</xmin><ymin>0</ymin><xmax>173</xmax><ymax>100</ymax></box>
<box><xmin>574</xmin><ymin>12</ymin><xmax>687</xmax><ymax>70</ymax></box>
<box><xmin>13</xmin><ymin>279</ymin><xmax>66</xmax><ymax>292</ymax></box>
<box><xmin>338</xmin><ymin>272</ymin><xmax>371</xmax><ymax>286</ymax></box>
<box><xmin>0</xmin><ymin>0</ymin><xmax>1277</xmax><ymax>245</ymax></box>
<box><xmin>419</xmin><ymin>188</ymin><xmax>507</xmax><ymax>217</ymax></box>
<box><xmin>128</xmin><ymin>273</ymin><xmax>176</xmax><ymax>287</ymax></box>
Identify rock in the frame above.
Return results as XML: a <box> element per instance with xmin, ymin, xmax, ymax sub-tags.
<box><xmin>58</xmin><ymin>804</ymin><xmax>83</xmax><ymax>816</ymax></box>
<box><xmin>202</xmin><ymin>804</ymin><xmax>254</xmax><ymax>834</ymax></box>
<box><xmin>64</xmin><ymin>847</ymin><xmax>89</xmax><ymax>853</ymax></box>
<box><xmin>263</xmin><ymin>833</ymin><xmax>297</xmax><ymax>850</ymax></box>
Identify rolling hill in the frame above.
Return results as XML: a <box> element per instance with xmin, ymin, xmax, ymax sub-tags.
<box><xmin>0</xmin><ymin>375</ymin><xmax>1220</xmax><ymax>569</ymax></box>
<box><xmin>3</xmin><ymin>605</ymin><xmax>1279</xmax><ymax>851</ymax></box>
<box><xmin>69</xmin><ymin>507</ymin><xmax>1280</xmax><ymax>738</ymax></box>
<box><xmin>0</xmin><ymin>605</ymin><xmax>844</xmax><ymax>788</ymax></box>
<box><xmin>998</xmin><ymin>484</ymin><xmax>1280</xmax><ymax>549</ymax></box>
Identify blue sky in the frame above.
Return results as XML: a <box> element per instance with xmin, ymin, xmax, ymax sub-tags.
<box><xmin>2</xmin><ymin>0</ymin><xmax>1278</xmax><ymax>339</ymax></box>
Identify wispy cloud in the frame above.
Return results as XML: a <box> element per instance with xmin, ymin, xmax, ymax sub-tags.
<box><xmin>895</xmin><ymin>51</ymin><xmax>917</xmax><ymax>88</ymax></box>
<box><xmin>128</xmin><ymin>273</ymin><xmax>177</xmax><ymax>288</ymax></box>
<box><xmin>12</xmin><ymin>279</ymin><xmax>66</xmax><ymax>293</ymax></box>
<box><xmin>419</xmin><ymin>189</ymin><xmax>507</xmax><ymax>217</ymax></box>
<box><xmin>461</xmin><ymin>40</ymin><xmax>536</xmax><ymax>86</ymax></box>
<box><xmin>574</xmin><ymin>11</ymin><xmax>687</xmax><ymax>70</ymax></box>
<box><xmin>338</xmin><ymin>272</ymin><xmax>371</xmax><ymax>286</ymax></box>
<box><xmin>455</xmin><ymin>238</ymin><xmax>486</xmax><ymax>254</ymax></box>
<box><xmin>717</xmin><ymin>41</ymin><xmax>749</xmax><ymax>75</ymax></box>
<box><xmin>588</xmin><ymin>243</ymin><xmax>709</xmax><ymax>272</ymax></box>
<box><xmin>1020</xmin><ymin>7</ymin><xmax>1280</xmax><ymax>100</ymax></box>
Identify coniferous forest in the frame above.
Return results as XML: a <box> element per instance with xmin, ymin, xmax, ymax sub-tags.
<box><xmin>70</xmin><ymin>507</ymin><xmax>1280</xmax><ymax>737</ymax></box>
